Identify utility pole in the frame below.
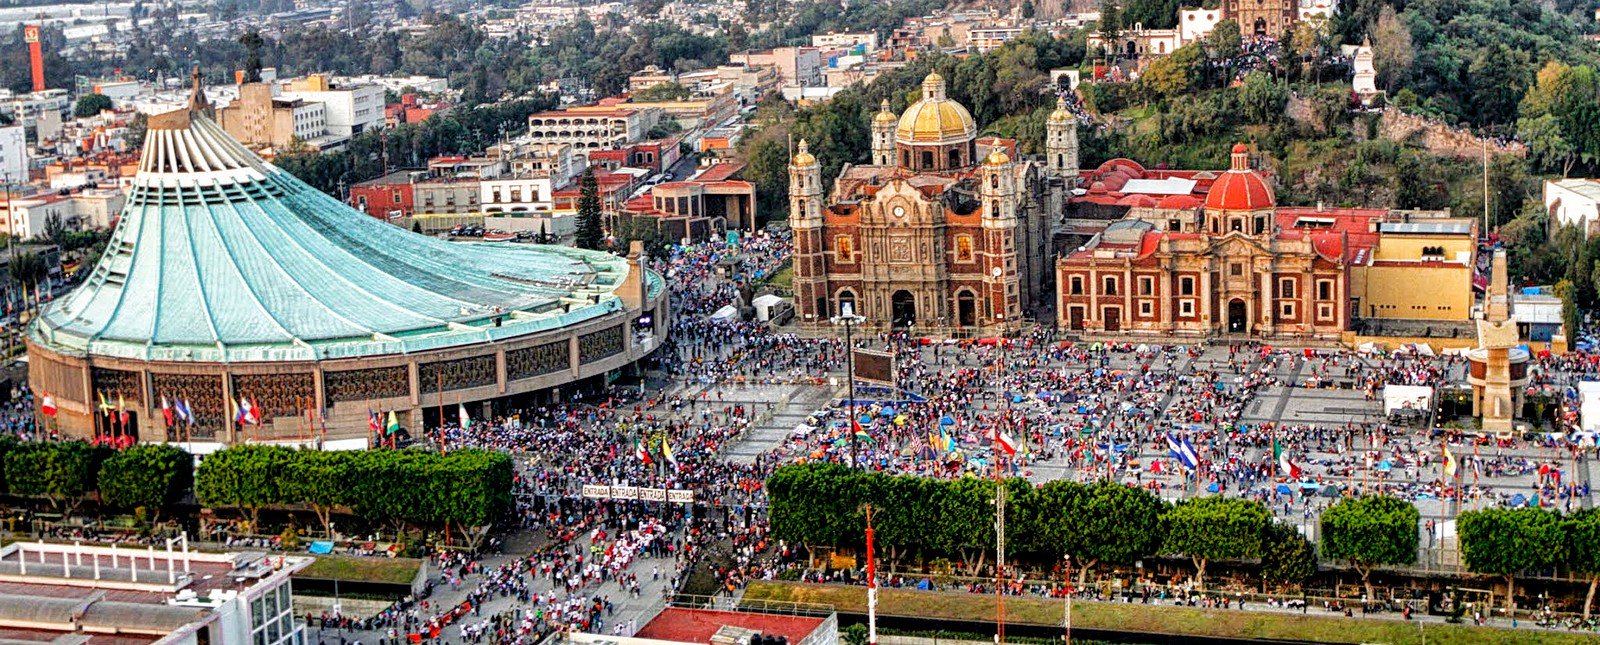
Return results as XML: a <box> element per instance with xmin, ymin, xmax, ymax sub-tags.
<box><xmin>995</xmin><ymin>438</ymin><xmax>1007</xmax><ymax>645</ymax></box>
<box><xmin>831</xmin><ymin>302</ymin><xmax>865</xmax><ymax>468</ymax></box>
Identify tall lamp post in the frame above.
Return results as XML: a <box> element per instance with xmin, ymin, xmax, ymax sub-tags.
<box><xmin>831</xmin><ymin>302</ymin><xmax>865</xmax><ymax>468</ymax></box>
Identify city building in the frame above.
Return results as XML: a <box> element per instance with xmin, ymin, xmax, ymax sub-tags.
<box><xmin>26</xmin><ymin>88</ymin><xmax>667</xmax><ymax>444</ymax></box>
<box><xmin>0</xmin><ymin>125</ymin><xmax>25</xmax><ymax>184</ymax></box>
<box><xmin>350</xmin><ymin>169</ymin><xmax>422</xmax><ymax>219</ymax></box>
<box><xmin>215</xmin><ymin>82</ymin><xmax>336</xmax><ymax>151</ymax></box>
<box><xmin>1088</xmin><ymin>7</ymin><xmax>1221</xmax><ymax>57</ymax></box>
<box><xmin>1054</xmin><ymin>145</ymin><xmax>1475</xmax><ymax>338</ymax></box>
<box><xmin>1544</xmin><ymin>177</ymin><xmax>1600</xmax><ymax>237</ymax></box>
<box><xmin>788</xmin><ymin>74</ymin><xmax>1071</xmax><ymax>332</ymax></box>
<box><xmin>729</xmin><ymin>47</ymin><xmax>824</xmax><ymax>87</ymax></box>
<box><xmin>0</xmin><ymin>88</ymin><xmax>71</xmax><ymax>131</ymax></box>
<box><xmin>564</xmin><ymin>606</ymin><xmax>837</xmax><ymax>645</ymax></box>
<box><xmin>525</xmin><ymin>105</ymin><xmax>661</xmax><ymax>151</ymax></box>
<box><xmin>812</xmin><ymin>32</ymin><xmax>879</xmax><ymax>52</ymax></box>
<box><xmin>0</xmin><ymin>540</ymin><xmax>311</xmax><ymax>645</ymax></box>
<box><xmin>629</xmin><ymin>65</ymin><xmax>679</xmax><ymax>93</ymax></box>
<box><xmin>1225</xmin><ymin>0</ymin><xmax>1296</xmax><ymax>36</ymax></box>
<box><xmin>969</xmin><ymin>26</ymin><xmax>1027</xmax><ymax>52</ymax></box>
<box><xmin>619</xmin><ymin>164</ymin><xmax>757</xmax><ymax>241</ymax></box>
<box><xmin>279</xmin><ymin>74</ymin><xmax>385</xmax><ymax>138</ymax></box>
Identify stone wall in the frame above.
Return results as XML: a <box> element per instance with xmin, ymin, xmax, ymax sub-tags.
<box><xmin>1376</xmin><ymin>108</ymin><xmax>1526</xmax><ymax>160</ymax></box>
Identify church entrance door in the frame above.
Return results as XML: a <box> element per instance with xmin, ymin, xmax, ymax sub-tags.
<box><xmin>1069</xmin><ymin>306</ymin><xmax>1085</xmax><ymax>331</ymax></box>
<box><xmin>956</xmin><ymin>292</ymin><xmax>977</xmax><ymax>328</ymax></box>
<box><xmin>1253</xmin><ymin>18</ymin><xmax>1268</xmax><ymax>35</ymax></box>
<box><xmin>892</xmin><ymin>290</ymin><xmax>917</xmax><ymax>327</ymax></box>
<box><xmin>1227</xmin><ymin>299</ymin><xmax>1248</xmax><ymax>333</ymax></box>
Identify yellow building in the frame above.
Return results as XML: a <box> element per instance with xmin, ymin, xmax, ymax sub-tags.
<box><xmin>1350</xmin><ymin>221</ymin><xmax>1478</xmax><ymax>322</ymax></box>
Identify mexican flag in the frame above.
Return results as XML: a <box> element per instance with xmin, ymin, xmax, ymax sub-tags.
<box><xmin>40</xmin><ymin>392</ymin><xmax>57</xmax><ymax>417</ymax></box>
<box><xmin>635</xmin><ymin>437</ymin><xmax>653</xmax><ymax>464</ymax></box>
<box><xmin>458</xmin><ymin>404</ymin><xmax>471</xmax><ymax>430</ymax></box>
<box><xmin>1274</xmin><ymin>439</ymin><xmax>1302</xmax><ymax>479</ymax></box>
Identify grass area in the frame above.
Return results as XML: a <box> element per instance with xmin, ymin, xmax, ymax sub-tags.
<box><xmin>297</xmin><ymin>555</ymin><xmax>423</xmax><ymax>585</ymax></box>
<box><xmin>765</xmin><ymin>261</ymin><xmax>793</xmax><ymax>290</ymax></box>
<box><xmin>743</xmin><ymin>581</ymin><xmax>1594</xmax><ymax>645</ymax></box>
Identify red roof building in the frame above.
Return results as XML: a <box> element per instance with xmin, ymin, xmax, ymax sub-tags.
<box><xmin>1055</xmin><ymin>143</ymin><xmax>1472</xmax><ymax>339</ymax></box>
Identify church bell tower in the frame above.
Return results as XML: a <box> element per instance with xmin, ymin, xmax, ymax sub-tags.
<box><xmin>789</xmin><ymin>140</ymin><xmax>829</xmax><ymax>325</ymax></box>
<box><xmin>871</xmin><ymin>99</ymin><xmax>896</xmax><ymax>167</ymax></box>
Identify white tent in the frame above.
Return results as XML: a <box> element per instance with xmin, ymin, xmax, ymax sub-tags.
<box><xmin>752</xmin><ymin>294</ymin><xmax>785</xmax><ymax>322</ymax></box>
<box><xmin>1357</xmin><ymin>341</ymin><xmax>1383</xmax><ymax>354</ymax></box>
<box><xmin>710</xmin><ymin>305</ymin><xmax>739</xmax><ymax>321</ymax></box>
<box><xmin>1578</xmin><ymin>381</ymin><xmax>1600</xmax><ymax>432</ymax></box>
<box><xmin>1382</xmin><ymin>384</ymin><xmax>1434</xmax><ymax>415</ymax></box>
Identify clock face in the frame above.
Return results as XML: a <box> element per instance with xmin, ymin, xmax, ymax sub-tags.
<box><xmin>892</xmin><ymin>206</ymin><xmax>906</xmax><ymax>218</ymax></box>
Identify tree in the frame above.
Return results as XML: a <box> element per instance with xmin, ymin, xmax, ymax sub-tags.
<box><xmin>195</xmin><ymin>445</ymin><xmax>290</xmax><ymax>531</ymax></box>
<box><xmin>1239</xmin><ymin>72</ymin><xmax>1287</xmax><ymax>125</ymax></box>
<box><xmin>1139</xmin><ymin>43</ymin><xmax>1202</xmax><ymax>99</ymax></box>
<box><xmin>1028</xmin><ymin>481</ymin><xmax>1165</xmax><ymax>586</ymax></box>
<box><xmin>1369</xmin><ymin>5</ymin><xmax>1412</xmax><ymax>92</ymax></box>
<box><xmin>574</xmin><ymin>167</ymin><xmax>604</xmax><ymax>250</ymax></box>
<box><xmin>633</xmin><ymin>82</ymin><xmax>691</xmax><ymax>102</ymax></box>
<box><xmin>98</xmin><ymin>444</ymin><xmax>192</xmax><ymax>518</ymax></box>
<box><xmin>4</xmin><ymin>441</ymin><xmax>109</xmax><ymax>516</ymax></box>
<box><xmin>238</xmin><ymin>30</ymin><xmax>265</xmax><ymax>83</ymax></box>
<box><xmin>1458</xmin><ymin>507</ymin><xmax>1564</xmax><ymax>616</ymax></box>
<box><xmin>1098</xmin><ymin>0</ymin><xmax>1122</xmax><ymax>46</ymax></box>
<box><xmin>1162</xmin><ymin>497</ymin><xmax>1271</xmax><ymax>590</ymax></box>
<box><xmin>279</xmin><ymin>451</ymin><xmax>353</xmax><ymax>537</ymax></box>
<box><xmin>1260</xmin><ymin>522</ymin><xmax>1317</xmax><ymax>588</ymax></box>
<box><xmin>1320</xmin><ymin>496</ymin><xmax>1419</xmax><ymax>601</ymax></box>
<box><xmin>74</xmin><ymin>93</ymin><xmax>113</xmax><ymax>118</ymax></box>
<box><xmin>1569</xmin><ymin>508</ymin><xmax>1600</xmax><ymax>617</ymax></box>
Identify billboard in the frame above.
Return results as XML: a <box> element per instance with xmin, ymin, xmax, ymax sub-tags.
<box><xmin>852</xmin><ymin>348</ymin><xmax>895</xmax><ymax>387</ymax></box>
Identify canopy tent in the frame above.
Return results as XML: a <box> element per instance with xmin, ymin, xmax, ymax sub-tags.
<box><xmin>1382</xmin><ymin>384</ymin><xmax>1434</xmax><ymax>415</ymax></box>
<box><xmin>710</xmin><ymin>305</ymin><xmax>739</xmax><ymax>321</ymax></box>
<box><xmin>1579</xmin><ymin>381</ymin><xmax>1600</xmax><ymax>432</ymax></box>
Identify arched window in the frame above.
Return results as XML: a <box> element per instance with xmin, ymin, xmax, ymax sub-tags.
<box><xmin>837</xmin><ymin>289</ymin><xmax>857</xmax><ymax>317</ymax></box>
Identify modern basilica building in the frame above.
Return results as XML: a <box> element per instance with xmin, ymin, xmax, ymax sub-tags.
<box><xmin>26</xmin><ymin>79</ymin><xmax>667</xmax><ymax>445</ymax></box>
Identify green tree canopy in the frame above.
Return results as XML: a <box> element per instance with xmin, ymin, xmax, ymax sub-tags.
<box><xmin>1567</xmin><ymin>508</ymin><xmax>1600</xmax><ymax>617</ymax></box>
<box><xmin>1260</xmin><ymin>522</ymin><xmax>1317</xmax><ymax>587</ymax></box>
<box><xmin>1458</xmin><ymin>507</ymin><xmax>1564</xmax><ymax>615</ymax></box>
<box><xmin>1162</xmin><ymin>496</ymin><xmax>1271</xmax><ymax>590</ymax></box>
<box><xmin>4</xmin><ymin>441</ymin><xmax>110</xmax><ymax>515</ymax></box>
<box><xmin>74</xmin><ymin>93</ymin><xmax>113</xmax><ymax>118</ymax></box>
<box><xmin>1320</xmin><ymin>495</ymin><xmax>1420</xmax><ymax>600</ymax></box>
<box><xmin>574</xmin><ymin>167</ymin><xmax>604</xmax><ymax>250</ymax></box>
<box><xmin>98</xmin><ymin>443</ymin><xmax>192</xmax><ymax>516</ymax></box>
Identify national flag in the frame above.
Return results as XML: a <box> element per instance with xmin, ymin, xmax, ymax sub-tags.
<box><xmin>248</xmin><ymin>397</ymin><xmax>263</xmax><ymax>425</ymax></box>
<box><xmin>176</xmin><ymin>399</ymin><xmax>194</xmax><ymax>425</ymax></box>
<box><xmin>233</xmin><ymin>397</ymin><xmax>245</xmax><ymax>425</ymax></box>
<box><xmin>662</xmin><ymin>437</ymin><xmax>677</xmax><ymax>467</ymax></box>
<box><xmin>97</xmin><ymin>391</ymin><xmax>110</xmax><ymax>414</ymax></box>
<box><xmin>1442</xmin><ymin>443</ymin><xmax>1457</xmax><ymax>478</ymax></box>
<box><xmin>40</xmin><ymin>392</ymin><xmax>56</xmax><ymax>417</ymax></box>
<box><xmin>458</xmin><ymin>404</ymin><xmax>471</xmax><ymax>430</ymax></box>
<box><xmin>852</xmin><ymin>418</ymin><xmax>873</xmax><ymax>443</ymax></box>
<box><xmin>160</xmin><ymin>395</ymin><xmax>173</xmax><ymax>426</ymax></box>
<box><xmin>995</xmin><ymin>427</ymin><xmax>1017</xmax><ymax>456</ymax></box>
<box><xmin>1166</xmin><ymin>432</ymin><xmax>1199</xmax><ymax>470</ymax></box>
<box><xmin>1274</xmin><ymin>439</ymin><xmax>1302</xmax><ymax>479</ymax></box>
<box><xmin>117</xmin><ymin>393</ymin><xmax>129</xmax><ymax>426</ymax></box>
<box><xmin>634</xmin><ymin>437</ymin><xmax>653</xmax><ymax>464</ymax></box>
<box><xmin>385</xmin><ymin>410</ymin><xmax>400</xmax><ymax>436</ymax></box>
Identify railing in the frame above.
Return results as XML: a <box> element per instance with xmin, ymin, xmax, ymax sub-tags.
<box><xmin>670</xmin><ymin>592</ymin><xmax>836</xmax><ymax>617</ymax></box>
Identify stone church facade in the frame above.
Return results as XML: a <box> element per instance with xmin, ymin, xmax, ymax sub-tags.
<box><xmin>788</xmin><ymin>73</ymin><xmax>1076</xmax><ymax>333</ymax></box>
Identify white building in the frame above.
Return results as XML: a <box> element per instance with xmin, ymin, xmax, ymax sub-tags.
<box><xmin>281</xmin><ymin>75</ymin><xmax>386</xmax><ymax>138</ymax></box>
<box><xmin>0</xmin><ymin>540</ymin><xmax>311</xmax><ymax>645</ymax></box>
<box><xmin>0</xmin><ymin>125</ymin><xmax>25</xmax><ymax>185</ymax></box>
<box><xmin>482</xmin><ymin>174</ymin><xmax>559</xmax><ymax>214</ymax></box>
<box><xmin>1546</xmin><ymin>178</ymin><xmax>1600</xmax><ymax>238</ymax></box>
<box><xmin>812</xmin><ymin>32</ymin><xmax>879</xmax><ymax>52</ymax></box>
<box><xmin>0</xmin><ymin>89</ymin><xmax>71</xmax><ymax>129</ymax></box>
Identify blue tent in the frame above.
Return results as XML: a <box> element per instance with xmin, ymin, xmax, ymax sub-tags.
<box><xmin>1275</xmin><ymin>484</ymin><xmax>1293</xmax><ymax>494</ymax></box>
<box><xmin>1377</xmin><ymin>460</ymin><xmax>1393</xmax><ymax>472</ymax></box>
<box><xmin>1206</xmin><ymin>483</ymin><xmax>1221</xmax><ymax>493</ymax></box>
<box><xmin>940</xmin><ymin>416</ymin><xmax>956</xmax><ymax>426</ymax></box>
<box><xmin>880</xmin><ymin>406</ymin><xmax>897</xmax><ymax>416</ymax></box>
<box><xmin>308</xmin><ymin>541</ymin><xmax>335</xmax><ymax>554</ymax></box>
<box><xmin>1300</xmin><ymin>481</ymin><xmax>1321</xmax><ymax>490</ymax></box>
<box><xmin>1511</xmin><ymin>494</ymin><xmax>1529</xmax><ymax>507</ymax></box>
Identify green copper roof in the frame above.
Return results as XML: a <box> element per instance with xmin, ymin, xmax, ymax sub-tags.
<box><xmin>29</xmin><ymin>110</ymin><xmax>653</xmax><ymax>363</ymax></box>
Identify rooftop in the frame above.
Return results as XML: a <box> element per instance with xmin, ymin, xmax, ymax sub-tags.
<box><xmin>30</xmin><ymin>106</ymin><xmax>658</xmax><ymax>364</ymax></box>
<box><xmin>634</xmin><ymin>608</ymin><xmax>826</xmax><ymax>644</ymax></box>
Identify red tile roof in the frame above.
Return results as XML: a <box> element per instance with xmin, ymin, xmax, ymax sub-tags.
<box><xmin>634</xmin><ymin>608</ymin><xmax>825</xmax><ymax>645</ymax></box>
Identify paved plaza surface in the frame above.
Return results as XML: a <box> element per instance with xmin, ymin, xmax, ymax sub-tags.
<box><xmin>304</xmin><ymin>235</ymin><xmax>1600</xmax><ymax>643</ymax></box>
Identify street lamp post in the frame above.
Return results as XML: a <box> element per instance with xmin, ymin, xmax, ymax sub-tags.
<box><xmin>832</xmin><ymin>302</ymin><xmax>865</xmax><ymax>468</ymax></box>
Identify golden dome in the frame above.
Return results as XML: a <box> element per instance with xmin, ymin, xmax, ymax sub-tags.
<box><xmin>1048</xmin><ymin>96</ymin><xmax>1074</xmax><ymax>124</ymax></box>
<box><xmin>791</xmin><ymin>139</ymin><xmax>816</xmax><ymax>166</ymax></box>
<box><xmin>896</xmin><ymin>73</ymin><xmax>976</xmax><ymax>145</ymax></box>
<box><xmin>873</xmin><ymin>99</ymin><xmax>897</xmax><ymax>124</ymax></box>
<box><xmin>985</xmin><ymin>149</ymin><xmax>1011</xmax><ymax>165</ymax></box>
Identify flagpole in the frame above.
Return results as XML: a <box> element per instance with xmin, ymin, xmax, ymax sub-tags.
<box><xmin>436</xmin><ymin>371</ymin><xmax>444</xmax><ymax>451</ymax></box>
<box><xmin>865</xmin><ymin>504</ymin><xmax>878</xmax><ymax>645</ymax></box>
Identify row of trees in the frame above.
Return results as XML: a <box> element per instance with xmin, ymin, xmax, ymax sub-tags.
<box><xmin>195</xmin><ymin>445</ymin><xmax>513</xmax><ymax>542</ymax></box>
<box><xmin>0</xmin><ymin>439</ymin><xmax>191</xmax><ymax>517</ymax></box>
<box><xmin>772</xmin><ymin>465</ymin><xmax>1600</xmax><ymax>616</ymax></box>
<box><xmin>768</xmin><ymin>464</ymin><xmax>1324</xmax><ymax>592</ymax></box>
